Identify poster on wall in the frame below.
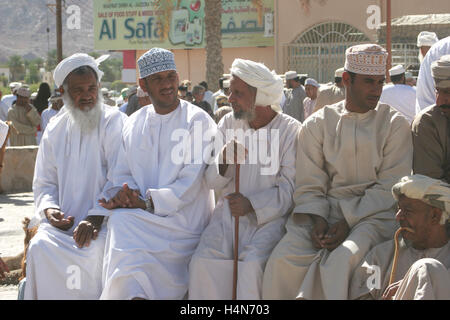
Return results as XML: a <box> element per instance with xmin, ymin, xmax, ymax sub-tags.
<box><xmin>94</xmin><ymin>0</ymin><xmax>274</xmax><ymax>50</ymax></box>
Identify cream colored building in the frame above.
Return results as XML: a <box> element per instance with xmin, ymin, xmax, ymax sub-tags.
<box><xmin>136</xmin><ymin>0</ymin><xmax>449</xmax><ymax>86</ymax></box>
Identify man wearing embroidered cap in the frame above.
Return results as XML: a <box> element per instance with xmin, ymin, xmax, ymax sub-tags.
<box><xmin>412</xmin><ymin>54</ymin><xmax>450</xmax><ymax>183</ymax></box>
<box><xmin>283</xmin><ymin>70</ymin><xmax>307</xmax><ymax>122</ymax></box>
<box><xmin>303</xmin><ymin>78</ymin><xmax>319</xmax><ymax>119</ymax></box>
<box><xmin>263</xmin><ymin>44</ymin><xmax>412</xmax><ymax>300</ymax></box>
<box><xmin>97</xmin><ymin>47</ymin><xmax>216</xmax><ymax>300</ymax></box>
<box><xmin>351</xmin><ymin>174</ymin><xmax>450</xmax><ymax>300</ymax></box>
<box><xmin>24</xmin><ymin>53</ymin><xmax>125</xmax><ymax>300</ymax></box>
<box><xmin>313</xmin><ymin>67</ymin><xmax>346</xmax><ymax>113</ymax></box>
<box><xmin>7</xmin><ymin>86</ymin><xmax>41</xmax><ymax>146</ymax></box>
<box><xmin>379</xmin><ymin>64</ymin><xmax>417</xmax><ymax>123</ymax></box>
<box><xmin>188</xmin><ymin>58</ymin><xmax>299</xmax><ymax>299</ymax></box>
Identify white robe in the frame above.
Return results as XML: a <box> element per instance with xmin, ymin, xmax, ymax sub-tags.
<box><xmin>0</xmin><ymin>100</ymin><xmax>9</xmax><ymax>122</ymax></box>
<box><xmin>25</xmin><ymin>105</ymin><xmax>125</xmax><ymax>300</ymax></box>
<box><xmin>38</xmin><ymin>107</ymin><xmax>60</xmax><ymax>145</ymax></box>
<box><xmin>350</xmin><ymin>239</ymin><xmax>450</xmax><ymax>300</ymax></box>
<box><xmin>415</xmin><ymin>36</ymin><xmax>450</xmax><ymax>113</ymax></box>
<box><xmin>96</xmin><ymin>100</ymin><xmax>216</xmax><ymax>300</ymax></box>
<box><xmin>188</xmin><ymin>112</ymin><xmax>300</xmax><ymax>300</ymax></box>
<box><xmin>379</xmin><ymin>84</ymin><xmax>416</xmax><ymax>123</ymax></box>
<box><xmin>262</xmin><ymin>101</ymin><xmax>412</xmax><ymax>300</ymax></box>
<box><xmin>0</xmin><ymin>119</ymin><xmax>8</xmax><ymax>146</ymax></box>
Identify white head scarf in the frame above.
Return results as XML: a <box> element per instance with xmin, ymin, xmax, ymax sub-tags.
<box><xmin>53</xmin><ymin>53</ymin><xmax>105</xmax><ymax>87</ymax></box>
<box><xmin>230</xmin><ymin>58</ymin><xmax>283</xmax><ymax>107</ymax></box>
<box><xmin>392</xmin><ymin>174</ymin><xmax>450</xmax><ymax>225</ymax></box>
<box><xmin>417</xmin><ymin>31</ymin><xmax>439</xmax><ymax>47</ymax></box>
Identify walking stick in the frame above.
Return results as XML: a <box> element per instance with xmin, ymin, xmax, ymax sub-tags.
<box><xmin>388</xmin><ymin>227</ymin><xmax>414</xmax><ymax>286</ymax></box>
<box><xmin>232</xmin><ymin>163</ymin><xmax>240</xmax><ymax>300</ymax></box>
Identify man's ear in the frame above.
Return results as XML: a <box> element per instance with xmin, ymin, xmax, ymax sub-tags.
<box><xmin>138</xmin><ymin>78</ymin><xmax>148</xmax><ymax>93</ymax></box>
<box><xmin>342</xmin><ymin>71</ymin><xmax>351</xmax><ymax>87</ymax></box>
<box><xmin>58</xmin><ymin>86</ymin><xmax>65</xmax><ymax>95</ymax></box>
<box><xmin>431</xmin><ymin>207</ymin><xmax>443</xmax><ymax>225</ymax></box>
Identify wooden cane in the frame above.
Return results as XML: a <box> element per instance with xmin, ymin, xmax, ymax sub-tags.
<box><xmin>232</xmin><ymin>163</ymin><xmax>240</xmax><ymax>300</ymax></box>
<box><xmin>388</xmin><ymin>227</ymin><xmax>414</xmax><ymax>286</ymax></box>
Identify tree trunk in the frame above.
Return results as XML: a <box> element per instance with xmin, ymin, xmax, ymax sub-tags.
<box><xmin>204</xmin><ymin>0</ymin><xmax>223</xmax><ymax>93</ymax></box>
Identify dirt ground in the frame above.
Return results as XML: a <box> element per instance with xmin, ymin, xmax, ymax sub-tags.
<box><xmin>0</xmin><ymin>192</ymin><xmax>34</xmax><ymax>300</ymax></box>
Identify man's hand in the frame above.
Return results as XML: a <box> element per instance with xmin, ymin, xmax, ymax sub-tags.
<box><xmin>381</xmin><ymin>280</ymin><xmax>402</xmax><ymax>300</ymax></box>
<box><xmin>99</xmin><ymin>183</ymin><xmax>145</xmax><ymax>210</ymax></box>
<box><xmin>73</xmin><ymin>216</ymin><xmax>104</xmax><ymax>248</ymax></box>
<box><xmin>0</xmin><ymin>258</ymin><xmax>10</xmax><ymax>279</ymax></box>
<box><xmin>320</xmin><ymin>219</ymin><xmax>350</xmax><ymax>251</ymax></box>
<box><xmin>219</xmin><ymin>140</ymin><xmax>247</xmax><ymax>176</ymax></box>
<box><xmin>45</xmin><ymin>208</ymin><xmax>74</xmax><ymax>231</ymax></box>
<box><xmin>310</xmin><ymin>215</ymin><xmax>329</xmax><ymax>249</ymax></box>
<box><xmin>225</xmin><ymin>192</ymin><xmax>254</xmax><ymax>217</ymax></box>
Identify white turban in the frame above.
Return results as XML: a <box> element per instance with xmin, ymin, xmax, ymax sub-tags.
<box><xmin>392</xmin><ymin>174</ymin><xmax>450</xmax><ymax>225</ymax></box>
<box><xmin>344</xmin><ymin>44</ymin><xmax>387</xmax><ymax>76</ymax></box>
<box><xmin>53</xmin><ymin>53</ymin><xmax>104</xmax><ymax>87</ymax></box>
<box><xmin>0</xmin><ymin>120</ymin><xmax>8</xmax><ymax>147</ymax></box>
<box><xmin>230</xmin><ymin>58</ymin><xmax>283</xmax><ymax>107</ymax></box>
<box><xmin>431</xmin><ymin>54</ymin><xmax>450</xmax><ymax>89</ymax></box>
<box><xmin>417</xmin><ymin>31</ymin><xmax>439</xmax><ymax>47</ymax></box>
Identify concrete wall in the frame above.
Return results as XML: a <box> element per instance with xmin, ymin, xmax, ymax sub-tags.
<box><xmin>0</xmin><ymin>146</ymin><xmax>38</xmax><ymax>193</ymax></box>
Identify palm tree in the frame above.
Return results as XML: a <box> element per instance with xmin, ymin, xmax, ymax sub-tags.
<box><xmin>204</xmin><ymin>0</ymin><xmax>223</xmax><ymax>92</ymax></box>
<box><xmin>8</xmin><ymin>55</ymin><xmax>25</xmax><ymax>81</ymax></box>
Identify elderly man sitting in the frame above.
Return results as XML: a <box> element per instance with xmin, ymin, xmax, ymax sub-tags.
<box><xmin>188</xmin><ymin>59</ymin><xmax>300</xmax><ymax>300</ymax></box>
<box><xmin>24</xmin><ymin>53</ymin><xmax>125</xmax><ymax>299</ymax></box>
<box><xmin>350</xmin><ymin>174</ymin><xmax>450</xmax><ymax>300</ymax></box>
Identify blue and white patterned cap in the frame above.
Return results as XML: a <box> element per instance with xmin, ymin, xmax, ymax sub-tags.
<box><xmin>138</xmin><ymin>48</ymin><xmax>177</xmax><ymax>79</ymax></box>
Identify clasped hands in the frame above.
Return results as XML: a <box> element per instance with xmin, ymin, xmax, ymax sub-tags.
<box><xmin>310</xmin><ymin>215</ymin><xmax>350</xmax><ymax>252</ymax></box>
<box><xmin>98</xmin><ymin>183</ymin><xmax>146</xmax><ymax>211</ymax></box>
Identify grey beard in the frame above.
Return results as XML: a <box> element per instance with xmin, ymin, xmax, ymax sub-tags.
<box><xmin>64</xmin><ymin>93</ymin><xmax>103</xmax><ymax>134</ymax></box>
<box><xmin>232</xmin><ymin>104</ymin><xmax>256</xmax><ymax>122</ymax></box>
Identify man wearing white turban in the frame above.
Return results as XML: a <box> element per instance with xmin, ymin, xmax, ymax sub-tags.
<box><xmin>188</xmin><ymin>58</ymin><xmax>300</xmax><ymax>299</ymax></box>
<box><xmin>350</xmin><ymin>174</ymin><xmax>450</xmax><ymax>300</ymax></box>
<box><xmin>96</xmin><ymin>47</ymin><xmax>216</xmax><ymax>300</ymax></box>
<box><xmin>417</xmin><ymin>31</ymin><xmax>439</xmax><ymax>64</ymax></box>
<box><xmin>415</xmin><ymin>36</ymin><xmax>450</xmax><ymax>113</ymax></box>
<box><xmin>24</xmin><ymin>53</ymin><xmax>125</xmax><ymax>299</ymax></box>
<box><xmin>412</xmin><ymin>54</ymin><xmax>450</xmax><ymax>183</ymax></box>
<box><xmin>263</xmin><ymin>44</ymin><xmax>412</xmax><ymax>300</ymax></box>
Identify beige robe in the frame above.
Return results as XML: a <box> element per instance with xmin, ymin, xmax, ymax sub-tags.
<box><xmin>350</xmin><ymin>239</ymin><xmax>450</xmax><ymax>300</ymax></box>
<box><xmin>262</xmin><ymin>101</ymin><xmax>412</xmax><ymax>300</ymax></box>
<box><xmin>313</xmin><ymin>84</ymin><xmax>345</xmax><ymax>113</ymax></box>
<box><xmin>7</xmin><ymin>103</ymin><xmax>40</xmax><ymax>146</ymax></box>
<box><xmin>412</xmin><ymin>104</ymin><xmax>450</xmax><ymax>183</ymax></box>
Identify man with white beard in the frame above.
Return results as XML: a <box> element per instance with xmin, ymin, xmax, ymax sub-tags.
<box><xmin>24</xmin><ymin>53</ymin><xmax>126</xmax><ymax>300</ymax></box>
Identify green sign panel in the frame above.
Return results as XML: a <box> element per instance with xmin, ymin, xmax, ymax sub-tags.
<box><xmin>94</xmin><ymin>0</ymin><xmax>274</xmax><ymax>50</ymax></box>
